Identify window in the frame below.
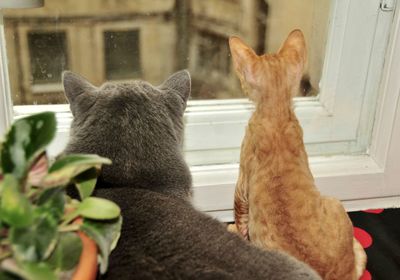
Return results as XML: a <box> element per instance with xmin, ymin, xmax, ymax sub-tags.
<box><xmin>3</xmin><ymin>0</ymin><xmax>329</xmax><ymax>104</ymax></box>
<box><xmin>28</xmin><ymin>31</ymin><xmax>68</xmax><ymax>85</ymax></box>
<box><xmin>1</xmin><ymin>0</ymin><xmax>400</xmax><ymax>220</ymax></box>
<box><xmin>190</xmin><ymin>31</ymin><xmax>236</xmax><ymax>99</ymax></box>
<box><xmin>197</xmin><ymin>32</ymin><xmax>230</xmax><ymax>75</ymax></box>
<box><xmin>104</xmin><ymin>30</ymin><xmax>141</xmax><ymax>80</ymax></box>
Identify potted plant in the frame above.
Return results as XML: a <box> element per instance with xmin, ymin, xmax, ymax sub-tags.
<box><xmin>0</xmin><ymin>112</ymin><xmax>122</xmax><ymax>280</ymax></box>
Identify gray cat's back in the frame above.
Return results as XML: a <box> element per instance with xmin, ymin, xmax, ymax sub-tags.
<box><xmin>62</xmin><ymin>70</ymin><xmax>320</xmax><ymax>280</ymax></box>
<box><xmin>96</xmin><ymin>187</ymin><xmax>319</xmax><ymax>280</ymax></box>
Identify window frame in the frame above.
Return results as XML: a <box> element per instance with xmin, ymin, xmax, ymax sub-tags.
<box><xmin>1</xmin><ymin>0</ymin><xmax>400</xmax><ymax>222</ymax></box>
<box><xmin>184</xmin><ymin>0</ymin><xmax>397</xmax><ymax>166</ymax></box>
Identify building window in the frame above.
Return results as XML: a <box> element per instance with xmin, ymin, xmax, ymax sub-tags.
<box><xmin>28</xmin><ymin>31</ymin><xmax>68</xmax><ymax>84</ymax></box>
<box><xmin>197</xmin><ymin>31</ymin><xmax>230</xmax><ymax>75</ymax></box>
<box><xmin>104</xmin><ymin>30</ymin><xmax>141</xmax><ymax>80</ymax></box>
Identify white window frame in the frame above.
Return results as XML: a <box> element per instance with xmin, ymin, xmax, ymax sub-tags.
<box><xmin>184</xmin><ymin>0</ymin><xmax>396</xmax><ymax>167</ymax></box>
<box><xmin>1</xmin><ymin>0</ymin><xmax>400</xmax><ymax>222</ymax></box>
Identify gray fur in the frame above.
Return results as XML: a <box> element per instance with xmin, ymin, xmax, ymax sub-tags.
<box><xmin>63</xmin><ymin>71</ymin><xmax>321</xmax><ymax>280</ymax></box>
<box><xmin>63</xmin><ymin>70</ymin><xmax>191</xmax><ymax>199</ymax></box>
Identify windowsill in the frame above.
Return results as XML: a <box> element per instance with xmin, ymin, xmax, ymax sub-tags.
<box><xmin>31</xmin><ymin>83</ymin><xmax>63</xmax><ymax>94</ymax></box>
<box><xmin>191</xmin><ymin>154</ymin><xmax>400</xmax><ymax>222</ymax></box>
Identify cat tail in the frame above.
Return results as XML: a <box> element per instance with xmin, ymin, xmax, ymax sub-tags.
<box><xmin>234</xmin><ymin>172</ymin><xmax>250</xmax><ymax>240</ymax></box>
<box><xmin>353</xmin><ymin>237</ymin><xmax>367</xmax><ymax>279</ymax></box>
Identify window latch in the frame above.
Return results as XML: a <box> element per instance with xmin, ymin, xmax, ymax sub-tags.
<box><xmin>380</xmin><ymin>0</ymin><xmax>396</xmax><ymax>11</ymax></box>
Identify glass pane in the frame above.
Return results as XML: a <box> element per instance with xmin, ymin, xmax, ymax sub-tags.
<box><xmin>3</xmin><ymin>0</ymin><xmax>331</xmax><ymax>105</ymax></box>
<box><xmin>28</xmin><ymin>31</ymin><xmax>68</xmax><ymax>84</ymax></box>
<box><xmin>104</xmin><ymin>30</ymin><xmax>141</xmax><ymax>80</ymax></box>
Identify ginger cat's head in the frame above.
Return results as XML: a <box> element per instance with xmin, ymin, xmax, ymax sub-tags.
<box><xmin>229</xmin><ymin>30</ymin><xmax>307</xmax><ymax>104</ymax></box>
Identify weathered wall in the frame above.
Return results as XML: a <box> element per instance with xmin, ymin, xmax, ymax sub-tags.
<box><xmin>264</xmin><ymin>0</ymin><xmax>331</xmax><ymax>90</ymax></box>
<box><xmin>4</xmin><ymin>0</ymin><xmax>177</xmax><ymax>104</ymax></box>
<box><xmin>3</xmin><ymin>0</ymin><xmax>175</xmax><ymax>17</ymax></box>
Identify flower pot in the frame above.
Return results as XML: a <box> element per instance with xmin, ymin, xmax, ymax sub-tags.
<box><xmin>71</xmin><ymin>218</ymin><xmax>98</xmax><ymax>280</ymax></box>
<box><xmin>71</xmin><ymin>231</ymin><xmax>98</xmax><ymax>280</ymax></box>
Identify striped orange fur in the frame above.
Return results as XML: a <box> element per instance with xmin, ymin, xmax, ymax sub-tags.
<box><xmin>229</xmin><ymin>30</ymin><xmax>367</xmax><ymax>280</ymax></box>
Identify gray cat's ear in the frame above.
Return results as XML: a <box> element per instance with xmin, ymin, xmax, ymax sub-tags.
<box><xmin>62</xmin><ymin>71</ymin><xmax>96</xmax><ymax>115</ymax></box>
<box><xmin>159</xmin><ymin>70</ymin><xmax>191</xmax><ymax>102</ymax></box>
<box><xmin>63</xmin><ymin>71</ymin><xmax>96</xmax><ymax>102</ymax></box>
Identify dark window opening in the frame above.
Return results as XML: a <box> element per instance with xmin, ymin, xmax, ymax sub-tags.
<box><xmin>28</xmin><ymin>31</ymin><xmax>68</xmax><ymax>84</ymax></box>
<box><xmin>197</xmin><ymin>32</ymin><xmax>230</xmax><ymax>75</ymax></box>
<box><xmin>104</xmin><ymin>30</ymin><xmax>141</xmax><ymax>80</ymax></box>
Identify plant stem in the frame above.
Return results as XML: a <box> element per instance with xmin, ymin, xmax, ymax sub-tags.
<box><xmin>58</xmin><ymin>224</ymin><xmax>80</xmax><ymax>232</ymax></box>
<box><xmin>27</xmin><ymin>188</ymin><xmax>39</xmax><ymax>200</ymax></box>
<box><xmin>60</xmin><ymin>209</ymin><xmax>80</xmax><ymax>227</ymax></box>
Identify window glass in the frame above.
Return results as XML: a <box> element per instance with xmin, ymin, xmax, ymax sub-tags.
<box><xmin>3</xmin><ymin>0</ymin><xmax>330</xmax><ymax>105</ymax></box>
<box><xmin>104</xmin><ymin>30</ymin><xmax>141</xmax><ymax>80</ymax></box>
<box><xmin>28</xmin><ymin>31</ymin><xmax>68</xmax><ymax>84</ymax></box>
<box><xmin>197</xmin><ymin>32</ymin><xmax>230</xmax><ymax>75</ymax></box>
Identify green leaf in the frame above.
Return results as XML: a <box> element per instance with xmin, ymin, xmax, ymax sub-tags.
<box><xmin>74</xmin><ymin>168</ymin><xmax>98</xmax><ymax>200</ymax></box>
<box><xmin>81</xmin><ymin>217</ymin><xmax>122</xmax><ymax>274</ymax></box>
<box><xmin>27</xmin><ymin>153</ymin><xmax>48</xmax><ymax>187</ymax></box>
<box><xmin>10</xmin><ymin>211</ymin><xmax>58</xmax><ymax>262</ymax></box>
<box><xmin>0</xmin><ymin>112</ymin><xmax>56</xmax><ymax>180</ymax></box>
<box><xmin>36</xmin><ymin>188</ymin><xmax>65</xmax><ymax>221</ymax></box>
<box><xmin>41</xmin><ymin>154</ymin><xmax>111</xmax><ymax>188</ymax></box>
<box><xmin>20</xmin><ymin>262</ymin><xmax>57</xmax><ymax>280</ymax></box>
<box><xmin>0</xmin><ymin>259</ymin><xmax>25</xmax><ymax>280</ymax></box>
<box><xmin>1</xmin><ymin>261</ymin><xmax>56</xmax><ymax>280</ymax></box>
<box><xmin>0</xmin><ymin>175</ymin><xmax>32</xmax><ymax>228</ymax></box>
<box><xmin>48</xmin><ymin>154</ymin><xmax>111</xmax><ymax>173</ymax></box>
<box><xmin>46</xmin><ymin>232</ymin><xmax>82</xmax><ymax>272</ymax></box>
<box><xmin>78</xmin><ymin>197</ymin><xmax>120</xmax><ymax>220</ymax></box>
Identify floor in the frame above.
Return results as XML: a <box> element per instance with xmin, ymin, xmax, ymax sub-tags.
<box><xmin>349</xmin><ymin>208</ymin><xmax>400</xmax><ymax>280</ymax></box>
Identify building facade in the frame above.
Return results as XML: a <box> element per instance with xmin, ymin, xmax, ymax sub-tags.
<box><xmin>4</xmin><ymin>0</ymin><xmax>328</xmax><ymax>105</ymax></box>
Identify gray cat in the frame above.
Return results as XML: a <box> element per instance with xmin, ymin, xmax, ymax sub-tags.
<box><xmin>63</xmin><ymin>70</ymin><xmax>321</xmax><ymax>280</ymax></box>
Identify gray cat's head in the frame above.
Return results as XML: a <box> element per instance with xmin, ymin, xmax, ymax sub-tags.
<box><xmin>63</xmin><ymin>70</ymin><xmax>192</xmax><ymax>199</ymax></box>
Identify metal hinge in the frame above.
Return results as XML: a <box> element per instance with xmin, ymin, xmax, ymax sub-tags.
<box><xmin>380</xmin><ymin>0</ymin><xmax>396</xmax><ymax>11</ymax></box>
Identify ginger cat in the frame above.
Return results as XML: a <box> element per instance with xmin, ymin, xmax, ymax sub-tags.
<box><xmin>229</xmin><ymin>30</ymin><xmax>367</xmax><ymax>280</ymax></box>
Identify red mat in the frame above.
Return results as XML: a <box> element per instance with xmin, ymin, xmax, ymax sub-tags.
<box><xmin>350</xmin><ymin>208</ymin><xmax>400</xmax><ymax>280</ymax></box>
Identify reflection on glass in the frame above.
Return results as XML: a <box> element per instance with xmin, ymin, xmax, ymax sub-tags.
<box><xmin>3</xmin><ymin>0</ymin><xmax>330</xmax><ymax>105</ymax></box>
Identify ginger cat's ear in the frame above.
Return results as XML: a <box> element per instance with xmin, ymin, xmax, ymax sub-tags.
<box><xmin>229</xmin><ymin>36</ymin><xmax>260</xmax><ymax>86</ymax></box>
<box><xmin>278</xmin><ymin>29</ymin><xmax>307</xmax><ymax>70</ymax></box>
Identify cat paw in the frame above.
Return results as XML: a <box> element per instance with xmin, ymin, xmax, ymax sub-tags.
<box><xmin>227</xmin><ymin>224</ymin><xmax>250</xmax><ymax>240</ymax></box>
<box><xmin>227</xmin><ymin>223</ymin><xmax>238</xmax><ymax>233</ymax></box>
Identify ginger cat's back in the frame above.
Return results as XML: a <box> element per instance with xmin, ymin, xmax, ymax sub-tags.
<box><xmin>229</xmin><ymin>30</ymin><xmax>367</xmax><ymax>280</ymax></box>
